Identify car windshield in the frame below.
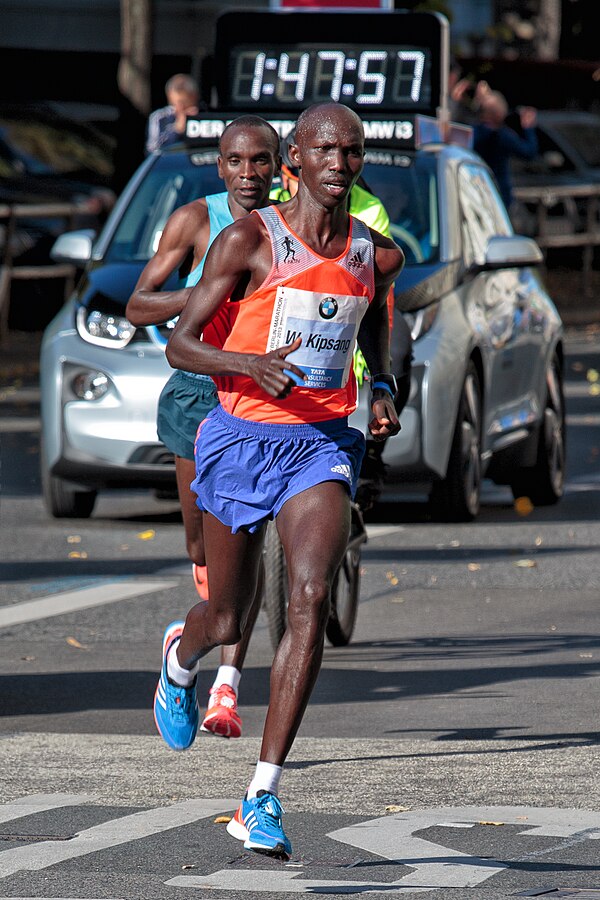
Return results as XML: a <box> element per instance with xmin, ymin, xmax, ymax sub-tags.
<box><xmin>362</xmin><ymin>152</ymin><xmax>439</xmax><ymax>265</ymax></box>
<box><xmin>104</xmin><ymin>147</ymin><xmax>439</xmax><ymax>266</ymax></box>
<box><xmin>105</xmin><ymin>150</ymin><xmax>224</xmax><ymax>263</ymax></box>
<box><xmin>551</xmin><ymin>121</ymin><xmax>600</xmax><ymax>168</ymax></box>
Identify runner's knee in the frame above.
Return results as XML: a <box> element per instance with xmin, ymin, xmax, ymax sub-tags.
<box><xmin>287</xmin><ymin>577</ymin><xmax>331</xmax><ymax>629</ymax></box>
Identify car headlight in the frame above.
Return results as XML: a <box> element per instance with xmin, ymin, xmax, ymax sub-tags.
<box><xmin>402</xmin><ymin>301</ymin><xmax>440</xmax><ymax>341</ymax></box>
<box><xmin>77</xmin><ymin>306</ymin><xmax>135</xmax><ymax>348</ymax></box>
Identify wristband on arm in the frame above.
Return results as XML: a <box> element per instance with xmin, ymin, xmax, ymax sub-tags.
<box><xmin>370</xmin><ymin>373</ymin><xmax>398</xmax><ymax>401</ymax></box>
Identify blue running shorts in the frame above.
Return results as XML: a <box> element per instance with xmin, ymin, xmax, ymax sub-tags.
<box><xmin>192</xmin><ymin>405</ymin><xmax>366</xmax><ymax>534</ymax></box>
<box><xmin>157</xmin><ymin>370</ymin><xmax>218</xmax><ymax>461</ymax></box>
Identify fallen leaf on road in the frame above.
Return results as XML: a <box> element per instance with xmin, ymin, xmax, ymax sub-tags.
<box><xmin>479</xmin><ymin>821</ymin><xmax>504</xmax><ymax>826</ymax></box>
<box><xmin>68</xmin><ymin>551</ymin><xmax>88</xmax><ymax>559</ymax></box>
<box><xmin>535</xmin><ymin>536</ymin><xmax>543</xmax><ymax>546</ymax></box>
<box><xmin>182</xmin><ymin>864</ymin><xmax>198</xmax><ymax>870</ymax></box>
<box><xmin>21</xmin><ymin>655</ymin><xmax>36</xmax><ymax>661</ymax></box>
<box><xmin>66</xmin><ymin>637</ymin><xmax>89</xmax><ymax>650</ymax></box>
<box><xmin>137</xmin><ymin>530</ymin><xmax>156</xmax><ymax>540</ymax></box>
<box><xmin>514</xmin><ymin>496</ymin><xmax>534</xmax><ymax>516</ymax></box>
<box><xmin>514</xmin><ymin>559</ymin><xmax>537</xmax><ymax>568</ymax></box>
<box><xmin>214</xmin><ymin>816</ymin><xmax>231</xmax><ymax>824</ymax></box>
<box><xmin>467</xmin><ymin>563</ymin><xmax>481</xmax><ymax>571</ymax></box>
<box><xmin>67</xmin><ymin>535</ymin><xmax>81</xmax><ymax>544</ymax></box>
<box><xmin>590</xmin><ymin>384</ymin><xmax>600</xmax><ymax>396</ymax></box>
<box><xmin>587</xmin><ymin>368</ymin><xmax>599</xmax><ymax>383</ymax></box>
<box><xmin>385</xmin><ymin>805</ymin><xmax>410</xmax><ymax>813</ymax></box>
<box><xmin>449</xmin><ymin>540</ymin><xmax>460</xmax><ymax>547</ymax></box>
<box><xmin>386</xmin><ymin>572</ymin><xmax>399</xmax><ymax>585</ymax></box>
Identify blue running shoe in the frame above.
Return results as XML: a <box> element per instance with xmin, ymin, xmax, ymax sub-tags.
<box><xmin>153</xmin><ymin>620</ymin><xmax>199</xmax><ymax>751</ymax></box>
<box><xmin>227</xmin><ymin>791</ymin><xmax>292</xmax><ymax>860</ymax></box>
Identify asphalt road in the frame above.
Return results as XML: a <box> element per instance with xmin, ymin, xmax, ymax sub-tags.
<box><xmin>0</xmin><ymin>326</ymin><xmax>599</xmax><ymax>899</ymax></box>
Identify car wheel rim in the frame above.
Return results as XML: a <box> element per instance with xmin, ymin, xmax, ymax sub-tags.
<box><xmin>462</xmin><ymin>374</ymin><xmax>481</xmax><ymax>515</ymax></box>
<box><xmin>545</xmin><ymin>406</ymin><xmax>565</xmax><ymax>494</ymax></box>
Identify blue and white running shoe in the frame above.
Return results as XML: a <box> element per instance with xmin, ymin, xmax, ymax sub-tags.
<box><xmin>153</xmin><ymin>620</ymin><xmax>199</xmax><ymax>751</ymax></box>
<box><xmin>227</xmin><ymin>791</ymin><xmax>292</xmax><ymax>860</ymax></box>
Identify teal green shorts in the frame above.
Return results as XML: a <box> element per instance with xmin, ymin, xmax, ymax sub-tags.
<box><xmin>157</xmin><ymin>370</ymin><xmax>218</xmax><ymax>461</ymax></box>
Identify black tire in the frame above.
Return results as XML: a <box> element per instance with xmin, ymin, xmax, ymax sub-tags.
<box><xmin>510</xmin><ymin>353</ymin><xmax>565</xmax><ymax>506</ymax></box>
<box><xmin>262</xmin><ymin>520</ymin><xmax>288</xmax><ymax>651</ymax></box>
<box><xmin>42</xmin><ymin>469</ymin><xmax>97</xmax><ymax>518</ymax></box>
<box><xmin>325</xmin><ymin>545</ymin><xmax>362</xmax><ymax>647</ymax></box>
<box><xmin>430</xmin><ymin>361</ymin><xmax>482</xmax><ymax>522</ymax></box>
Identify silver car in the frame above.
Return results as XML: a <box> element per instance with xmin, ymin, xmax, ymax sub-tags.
<box><xmin>40</xmin><ymin>139</ymin><xmax>565</xmax><ymax>521</ymax></box>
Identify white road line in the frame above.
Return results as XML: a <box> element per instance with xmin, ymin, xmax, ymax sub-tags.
<box><xmin>0</xmin><ymin>794</ymin><xmax>90</xmax><ymax>825</ymax></box>
<box><xmin>366</xmin><ymin>525</ymin><xmax>405</xmax><ymax>538</ymax></box>
<box><xmin>0</xmin><ymin>417</ymin><xmax>40</xmax><ymax>433</ymax></box>
<box><xmin>0</xmin><ymin>798</ymin><xmax>237</xmax><ymax>878</ymax></box>
<box><xmin>173</xmin><ymin>806</ymin><xmax>600</xmax><ymax>894</ymax></box>
<box><xmin>566</xmin><ymin>412</ymin><xmax>600</xmax><ymax>426</ymax></box>
<box><xmin>0</xmin><ymin>580</ymin><xmax>178</xmax><ymax>629</ymax></box>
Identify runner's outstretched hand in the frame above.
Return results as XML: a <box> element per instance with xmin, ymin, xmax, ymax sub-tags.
<box><xmin>369</xmin><ymin>395</ymin><xmax>401</xmax><ymax>441</ymax></box>
<box><xmin>247</xmin><ymin>337</ymin><xmax>307</xmax><ymax>399</ymax></box>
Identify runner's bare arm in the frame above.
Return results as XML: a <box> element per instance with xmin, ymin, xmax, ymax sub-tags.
<box><xmin>357</xmin><ymin>232</ymin><xmax>404</xmax><ymax>440</ymax></box>
<box><xmin>126</xmin><ymin>202</ymin><xmax>210</xmax><ymax>327</ymax></box>
<box><xmin>166</xmin><ymin>218</ymin><xmax>306</xmax><ymax>398</ymax></box>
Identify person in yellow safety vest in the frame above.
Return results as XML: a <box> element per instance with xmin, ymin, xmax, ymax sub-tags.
<box><xmin>270</xmin><ymin>133</ymin><xmax>413</xmax><ymax>509</ymax></box>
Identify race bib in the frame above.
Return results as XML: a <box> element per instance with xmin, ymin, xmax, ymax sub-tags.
<box><xmin>267</xmin><ymin>286</ymin><xmax>369</xmax><ymax>389</ymax></box>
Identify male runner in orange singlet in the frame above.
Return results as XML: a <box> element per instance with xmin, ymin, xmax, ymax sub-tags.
<box><xmin>154</xmin><ymin>103</ymin><xmax>404</xmax><ymax>859</ymax></box>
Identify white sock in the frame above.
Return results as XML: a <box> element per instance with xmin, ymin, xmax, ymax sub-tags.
<box><xmin>166</xmin><ymin>640</ymin><xmax>199</xmax><ymax>687</ymax></box>
<box><xmin>247</xmin><ymin>762</ymin><xmax>282</xmax><ymax>799</ymax></box>
<box><xmin>211</xmin><ymin>665</ymin><xmax>241</xmax><ymax>695</ymax></box>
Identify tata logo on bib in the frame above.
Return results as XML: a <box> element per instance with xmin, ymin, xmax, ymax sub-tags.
<box><xmin>319</xmin><ymin>298</ymin><xmax>338</xmax><ymax>319</ymax></box>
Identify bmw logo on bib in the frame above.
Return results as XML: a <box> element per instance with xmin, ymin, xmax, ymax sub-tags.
<box><xmin>319</xmin><ymin>297</ymin><xmax>338</xmax><ymax>320</ymax></box>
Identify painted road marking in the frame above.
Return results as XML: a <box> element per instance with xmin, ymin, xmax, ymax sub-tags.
<box><xmin>0</xmin><ymin>579</ymin><xmax>178</xmax><ymax>629</ymax></box>
<box><xmin>0</xmin><ymin>798</ymin><xmax>237</xmax><ymax>878</ymax></box>
<box><xmin>171</xmin><ymin>805</ymin><xmax>600</xmax><ymax>894</ymax></box>
<box><xmin>365</xmin><ymin>525</ymin><xmax>405</xmax><ymax>538</ymax></box>
<box><xmin>0</xmin><ymin>794</ymin><xmax>90</xmax><ymax>825</ymax></box>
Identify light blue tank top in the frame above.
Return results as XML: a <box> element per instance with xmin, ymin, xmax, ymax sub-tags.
<box><xmin>150</xmin><ymin>192</ymin><xmax>234</xmax><ymax>383</ymax></box>
<box><xmin>179</xmin><ymin>192</ymin><xmax>234</xmax><ymax>288</ymax></box>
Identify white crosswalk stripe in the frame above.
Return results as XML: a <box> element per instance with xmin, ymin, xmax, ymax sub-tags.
<box><xmin>0</xmin><ymin>794</ymin><xmax>89</xmax><ymax>825</ymax></box>
<box><xmin>0</xmin><ymin>798</ymin><xmax>237</xmax><ymax>878</ymax></box>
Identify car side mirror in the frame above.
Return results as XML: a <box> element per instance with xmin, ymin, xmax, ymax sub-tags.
<box><xmin>480</xmin><ymin>234</ymin><xmax>544</xmax><ymax>271</ymax></box>
<box><xmin>50</xmin><ymin>229</ymin><xmax>95</xmax><ymax>266</ymax></box>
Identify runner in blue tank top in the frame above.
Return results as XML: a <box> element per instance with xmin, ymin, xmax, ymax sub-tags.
<box><xmin>126</xmin><ymin>116</ymin><xmax>281</xmax><ymax>738</ymax></box>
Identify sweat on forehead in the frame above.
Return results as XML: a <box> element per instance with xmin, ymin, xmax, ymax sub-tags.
<box><xmin>294</xmin><ymin>103</ymin><xmax>364</xmax><ymax>144</ymax></box>
<box><xmin>219</xmin><ymin>116</ymin><xmax>280</xmax><ymax>154</ymax></box>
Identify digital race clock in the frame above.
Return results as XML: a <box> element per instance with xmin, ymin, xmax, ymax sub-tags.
<box><xmin>214</xmin><ymin>11</ymin><xmax>448</xmax><ymax>116</ymax></box>
<box><xmin>228</xmin><ymin>44</ymin><xmax>432</xmax><ymax>110</ymax></box>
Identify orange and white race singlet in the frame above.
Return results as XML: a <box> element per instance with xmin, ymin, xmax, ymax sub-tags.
<box><xmin>215</xmin><ymin>205</ymin><xmax>375</xmax><ymax>424</ymax></box>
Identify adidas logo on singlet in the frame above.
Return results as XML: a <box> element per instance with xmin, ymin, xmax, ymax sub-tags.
<box><xmin>331</xmin><ymin>464</ymin><xmax>352</xmax><ymax>481</ymax></box>
<box><xmin>348</xmin><ymin>249</ymin><xmax>365</xmax><ymax>270</ymax></box>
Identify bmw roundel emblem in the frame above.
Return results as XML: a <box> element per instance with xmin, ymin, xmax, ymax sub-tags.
<box><xmin>319</xmin><ymin>297</ymin><xmax>338</xmax><ymax>319</ymax></box>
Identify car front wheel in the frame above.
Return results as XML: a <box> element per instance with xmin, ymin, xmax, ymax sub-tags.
<box><xmin>430</xmin><ymin>361</ymin><xmax>482</xmax><ymax>522</ymax></box>
<box><xmin>510</xmin><ymin>352</ymin><xmax>565</xmax><ymax>506</ymax></box>
<box><xmin>41</xmin><ymin>460</ymin><xmax>97</xmax><ymax>519</ymax></box>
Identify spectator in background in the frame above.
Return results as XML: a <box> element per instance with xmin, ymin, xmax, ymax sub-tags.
<box><xmin>146</xmin><ymin>73</ymin><xmax>202</xmax><ymax>154</ymax></box>
<box><xmin>473</xmin><ymin>89</ymin><xmax>539</xmax><ymax>214</ymax></box>
<box><xmin>448</xmin><ymin>58</ymin><xmax>491</xmax><ymax>126</ymax></box>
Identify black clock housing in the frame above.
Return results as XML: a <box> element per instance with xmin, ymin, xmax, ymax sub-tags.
<box><xmin>214</xmin><ymin>10</ymin><xmax>448</xmax><ymax>117</ymax></box>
